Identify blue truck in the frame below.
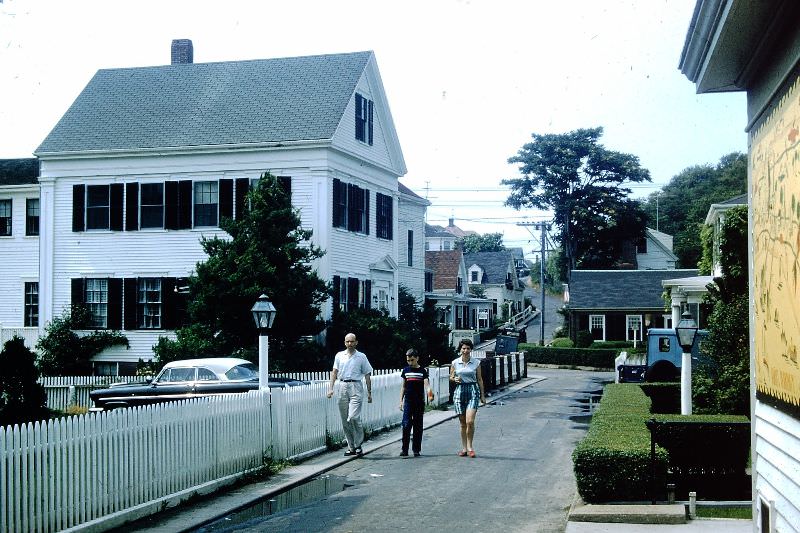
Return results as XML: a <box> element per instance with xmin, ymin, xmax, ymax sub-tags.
<box><xmin>617</xmin><ymin>328</ymin><xmax>709</xmax><ymax>383</ymax></box>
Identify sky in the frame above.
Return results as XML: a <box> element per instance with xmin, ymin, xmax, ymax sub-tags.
<box><xmin>0</xmin><ymin>0</ymin><xmax>748</xmax><ymax>259</ymax></box>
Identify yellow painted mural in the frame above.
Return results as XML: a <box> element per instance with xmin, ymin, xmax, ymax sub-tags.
<box><xmin>751</xmin><ymin>75</ymin><xmax>800</xmax><ymax>416</ymax></box>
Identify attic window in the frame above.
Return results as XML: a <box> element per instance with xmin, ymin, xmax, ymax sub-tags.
<box><xmin>355</xmin><ymin>93</ymin><xmax>374</xmax><ymax>145</ymax></box>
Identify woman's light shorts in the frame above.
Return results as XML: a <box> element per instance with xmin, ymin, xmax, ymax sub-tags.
<box><xmin>453</xmin><ymin>383</ymin><xmax>480</xmax><ymax>414</ymax></box>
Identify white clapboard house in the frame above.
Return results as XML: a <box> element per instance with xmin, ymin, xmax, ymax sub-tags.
<box><xmin>33</xmin><ymin>40</ymin><xmax>418</xmax><ymax>374</ymax></box>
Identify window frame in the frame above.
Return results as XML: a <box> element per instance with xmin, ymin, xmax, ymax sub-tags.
<box><xmin>24</xmin><ymin>198</ymin><xmax>39</xmax><ymax>236</ymax></box>
<box><xmin>626</xmin><ymin>314</ymin><xmax>643</xmax><ymax>342</ymax></box>
<box><xmin>86</xmin><ymin>185</ymin><xmax>111</xmax><ymax>230</ymax></box>
<box><xmin>24</xmin><ymin>282</ymin><xmax>38</xmax><ymax>327</ymax></box>
<box><xmin>193</xmin><ymin>181</ymin><xmax>219</xmax><ymax>227</ymax></box>
<box><xmin>85</xmin><ymin>278</ymin><xmax>109</xmax><ymax>328</ymax></box>
<box><xmin>355</xmin><ymin>93</ymin><xmax>374</xmax><ymax>145</ymax></box>
<box><xmin>376</xmin><ymin>192</ymin><xmax>393</xmax><ymax>240</ymax></box>
<box><xmin>137</xmin><ymin>278</ymin><xmax>162</xmax><ymax>329</ymax></box>
<box><xmin>589</xmin><ymin>314</ymin><xmax>606</xmax><ymax>341</ymax></box>
<box><xmin>0</xmin><ymin>199</ymin><xmax>11</xmax><ymax>236</ymax></box>
<box><xmin>140</xmin><ymin>183</ymin><xmax>165</xmax><ymax>229</ymax></box>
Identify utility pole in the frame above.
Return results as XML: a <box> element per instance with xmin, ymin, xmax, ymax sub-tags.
<box><xmin>518</xmin><ymin>221</ymin><xmax>551</xmax><ymax>345</ymax></box>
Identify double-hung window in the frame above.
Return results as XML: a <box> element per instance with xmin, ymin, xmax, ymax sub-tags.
<box><xmin>0</xmin><ymin>199</ymin><xmax>11</xmax><ymax>236</ymax></box>
<box><xmin>137</xmin><ymin>278</ymin><xmax>162</xmax><ymax>328</ymax></box>
<box><xmin>355</xmin><ymin>93</ymin><xmax>374</xmax><ymax>145</ymax></box>
<box><xmin>140</xmin><ymin>183</ymin><xmax>164</xmax><ymax>229</ymax></box>
<box><xmin>332</xmin><ymin>179</ymin><xmax>369</xmax><ymax>234</ymax></box>
<box><xmin>589</xmin><ymin>315</ymin><xmax>606</xmax><ymax>341</ymax></box>
<box><xmin>24</xmin><ymin>282</ymin><xmax>38</xmax><ymax>327</ymax></box>
<box><xmin>86</xmin><ymin>185</ymin><xmax>110</xmax><ymax>230</ymax></box>
<box><xmin>85</xmin><ymin>278</ymin><xmax>109</xmax><ymax>328</ymax></box>
<box><xmin>407</xmin><ymin>230</ymin><xmax>414</xmax><ymax>266</ymax></box>
<box><xmin>26</xmin><ymin>199</ymin><xmax>39</xmax><ymax>236</ymax></box>
<box><xmin>194</xmin><ymin>181</ymin><xmax>218</xmax><ymax>227</ymax></box>
<box><xmin>376</xmin><ymin>193</ymin><xmax>393</xmax><ymax>240</ymax></box>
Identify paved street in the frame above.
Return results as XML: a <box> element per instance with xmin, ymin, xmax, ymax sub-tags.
<box><xmin>192</xmin><ymin>369</ymin><xmax>612</xmax><ymax>533</ymax></box>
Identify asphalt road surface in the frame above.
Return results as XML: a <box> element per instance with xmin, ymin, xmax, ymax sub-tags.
<box><xmin>197</xmin><ymin>368</ymin><xmax>613</xmax><ymax>533</ymax></box>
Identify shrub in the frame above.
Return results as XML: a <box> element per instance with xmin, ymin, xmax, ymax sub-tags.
<box><xmin>0</xmin><ymin>337</ymin><xmax>49</xmax><ymax>427</ymax></box>
<box><xmin>573</xmin><ymin>384</ymin><xmax>667</xmax><ymax>502</ymax></box>
<box><xmin>590</xmin><ymin>340</ymin><xmax>633</xmax><ymax>349</ymax></box>
<box><xmin>575</xmin><ymin>330</ymin><xmax>593</xmax><ymax>348</ymax></box>
<box><xmin>639</xmin><ymin>383</ymin><xmax>680</xmax><ymax>414</ymax></box>
<box><xmin>550</xmin><ymin>337</ymin><xmax>574</xmax><ymax>348</ymax></box>
<box><xmin>522</xmin><ymin>345</ymin><xmax>617</xmax><ymax>369</ymax></box>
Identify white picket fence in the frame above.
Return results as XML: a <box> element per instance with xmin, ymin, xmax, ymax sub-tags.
<box><xmin>38</xmin><ymin>370</ymin><xmax>402</xmax><ymax>413</ymax></box>
<box><xmin>2</xmin><ymin>367</ymin><xmax>451</xmax><ymax>533</ymax></box>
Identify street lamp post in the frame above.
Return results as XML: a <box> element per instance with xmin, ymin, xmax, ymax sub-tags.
<box><xmin>251</xmin><ymin>294</ymin><xmax>277</xmax><ymax>391</ymax></box>
<box><xmin>675</xmin><ymin>309</ymin><xmax>698</xmax><ymax>415</ymax></box>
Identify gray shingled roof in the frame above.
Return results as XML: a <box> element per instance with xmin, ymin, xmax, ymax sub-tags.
<box><xmin>425</xmin><ymin>223</ymin><xmax>454</xmax><ymax>238</ymax></box>
<box><xmin>567</xmin><ymin>269</ymin><xmax>699</xmax><ymax>310</ymax></box>
<box><xmin>0</xmin><ymin>159</ymin><xmax>38</xmax><ymax>185</ymax></box>
<box><xmin>463</xmin><ymin>251</ymin><xmax>514</xmax><ymax>284</ymax></box>
<box><xmin>36</xmin><ymin>51</ymin><xmax>373</xmax><ymax>155</ymax></box>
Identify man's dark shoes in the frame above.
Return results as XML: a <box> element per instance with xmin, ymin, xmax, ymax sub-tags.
<box><xmin>399</xmin><ymin>451</ymin><xmax>408</xmax><ymax>457</ymax></box>
<box><xmin>344</xmin><ymin>449</ymin><xmax>358</xmax><ymax>457</ymax></box>
<box><xmin>355</xmin><ymin>447</ymin><xmax>363</xmax><ymax>456</ymax></box>
<box><xmin>413</xmin><ymin>452</ymin><xmax>421</xmax><ymax>457</ymax></box>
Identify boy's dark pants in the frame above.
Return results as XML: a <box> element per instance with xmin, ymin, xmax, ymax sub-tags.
<box><xmin>401</xmin><ymin>399</ymin><xmax>425</xmax><ymax>453</ymax></box>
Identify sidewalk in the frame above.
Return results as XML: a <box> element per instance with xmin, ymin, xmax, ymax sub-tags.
<box><xmin>566</xmin><ymin>518</ymin><xmax>752</xmax><ymax>532</ymax></box>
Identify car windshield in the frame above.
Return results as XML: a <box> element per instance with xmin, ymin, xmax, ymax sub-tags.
<box><xmin>225</xmin><ymin>363</ymin><xmax>258</xmax><ymax>380</ymax></box>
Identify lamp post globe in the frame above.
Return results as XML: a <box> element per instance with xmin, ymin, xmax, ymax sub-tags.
<box><xmin>251</xmin><ymin>295</ymin><xmax>276</xmax><ymax>390</ymax></box>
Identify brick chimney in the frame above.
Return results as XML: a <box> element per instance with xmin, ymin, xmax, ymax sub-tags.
<box><xmin>171</xmin><ymin>39</ymin><xmax>194</xmax><ymax>64</ymax></box>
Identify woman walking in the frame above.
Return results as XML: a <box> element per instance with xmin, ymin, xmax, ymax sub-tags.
<box><xmin>450</xmin><ymin>338</ymin><xmax>486</xmax><ymax>457</ymax></box>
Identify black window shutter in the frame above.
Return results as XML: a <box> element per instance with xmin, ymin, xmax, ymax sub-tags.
<box><xmin>107</xmin><ymin>278</ymin><xmax>123</xmax><ymax>330</ymax></box>
<box><xmin>71</xmin><ymin>278</ymin><xmax>85</xmax><ymax>310</ymax></box>
<box><xmin>332</xmin><ymin>179</ymin><xmax>342</xmax><ymax>227</ymax></box>
<box><xmin>72</xmin><ymin>185</ymin><xmax>85</xmax><ymax>232</ymax></box>
<box><xmin>234</xmin><ymin>178</ymin><xmax>250</xmax><ymax>220</ymax></box>
<box><xmin>347</xmin><ymin>184</ymin><xmax>356</xmax><ymax>231</ymax></box>
<box><xmin>278</xmin><ymin>176</ymin><xmax>291</xmax><ymax>202</ymax></box>
<box><xmin>125</xmin><ymin>183</ymin><xmax>139</xmax><ymax>231</ymax></box>
<box><xmin>161</xmin><ymin>277</ymin><xmax>177</xmax><ymax>330</ymax></box>
<box><xmin>165</xmin><ymin>181</ymin><xmax>178</xmax><ymax>230</ymax></box>
<box><xmin>387</xmin><ymin>198</ymin><xmax>394</xmax><ymax>240</ymax></box>
<box><xmin>364</xmin><ymin>280</ymin><xmax>372</xmax><ymax>310</ymax></box>
<box><xmin>355</xmin><ymin>94</ymin><xmax>363</xmax><ymax>140</ymax></box>
<box><xmin>178</xmin><ymin>180</ymin><xmax>193</xmax><ymax>229</ymax></box>
<box><xmin>368</xmin><ymin>100</ymin><xmax>374</xmax><ymax>145</ymax></box>
<box><xmin>332</xmin><ymin>275</ymin><xmax>341</xmax><ymax>316</ymax></box>
<box><xmin>364</xmin><ymin>189</ymin><xmax>370</xmax><ymax>235</ymax></box>
<box><xmin>347</xmin><ymin>277</ymin><xmax>360</xmax><ymax>310</ymax></box>
<box><xmin>110</xmin><ymin>184</ymin><xmax>124</xmax><ymax>231</ymax></box>
<box><xmin>123</xmin><ymin>278</ymin><xmax>137</xmax><ymax>330</ymax></box>
<box><xmin>219</xmin><ymin>179</ymin><xmax>233</xmax><ymax>221</ymax></box>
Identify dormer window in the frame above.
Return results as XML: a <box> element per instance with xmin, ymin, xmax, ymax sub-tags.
<box><xmin>355</xmin><ymin>93</ymin><xmax>374</xmax><ymax>145</ymax></box>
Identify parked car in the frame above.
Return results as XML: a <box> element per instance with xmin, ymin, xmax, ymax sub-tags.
<box><xmin>89</xmin><ymin>357</ymin><xmax>309</xmax><ymax>411</ymax></box>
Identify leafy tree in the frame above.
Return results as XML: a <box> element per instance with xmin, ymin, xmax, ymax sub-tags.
<box><xmin>36</xmin><ymin>308</ymin><xmax>129</xmax><ymax>376</ymax></box>
<box><xmin>461</xmin><ymin>232</ymin><xmax>505</xmax><ymax>253</ymax></box>
<box><xmin>326</xmin><ymin>287</ymin><xmax>452</xmax><ymax>369</ymax></box>
<box><xmin>0</xmin><ymin>336</ymin><xmax>49</xmax><ymax>427</ymax></box>
<box><xmin>503</xmin><ymin>127</ymin><xmax>650</xmax><ymax>281</ymax></box>
<box><xmin>153</xmin><ymin>173</ymin><xmax>329</xmax><ymax>371</ymax></box>
<box><xmin>642</xmin><ymin>153</ymin><xmax>746</xmax><ymax>268</ymax></box>
<box><xmin>693</xmin><ymin>206</ymin><xmax>750</xmax><ymax>415</ymax></box>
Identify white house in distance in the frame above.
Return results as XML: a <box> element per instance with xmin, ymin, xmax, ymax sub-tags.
<box><xmin>636</xmin><ymin>228</ymin><xmax>678</xmax><ymax>270</ymax></box>
<box><xmin>34</xmin><ymin>40</ymin><xmax>416</xmax><ymax>374</ymax></box>
<box><xmin>463</xmin><ymin>250</ymin><xmax>525</xmax><ymax>318</ymax></box>
<box><xmin>424</xmin><ymin>217</ymin><xmax>476</xmax><ymax>251</ymax></box>
<box><xmin>0</xmin><ymin>159</ymin><xmax>40</xmax><ymax>348</ymax></box>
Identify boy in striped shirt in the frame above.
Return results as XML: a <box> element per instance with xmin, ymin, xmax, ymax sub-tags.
<box><xmin>398</xmin><ymin>348</ymin><xmax>433</xmax><ymax>457</ymax></box>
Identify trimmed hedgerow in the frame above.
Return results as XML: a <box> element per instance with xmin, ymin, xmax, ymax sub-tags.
<box><xmin>520</xmin><ymin>344</ymin><xmax>617</xmax><ymax>369</ymax></box>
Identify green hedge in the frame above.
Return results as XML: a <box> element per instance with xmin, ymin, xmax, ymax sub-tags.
<box><xmin>572</xmin><ymin>384</ymin><xmax>667</xmax><ymax>503</ymax></box>
<box><xmin>573</xmin><ymin>383</ymin><xmax>752</xmax><ymax>503</ymax></box>
<box><xmin>521</xmin><ymin>344</ymin><xmax>618</xmax><ymax>369</ymax></box>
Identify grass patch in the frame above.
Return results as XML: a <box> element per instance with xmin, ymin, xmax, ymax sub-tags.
<box><xmin>696</xmin><ymin>506</ymin><xmax>752</xmax><ymax>519</ymax></box>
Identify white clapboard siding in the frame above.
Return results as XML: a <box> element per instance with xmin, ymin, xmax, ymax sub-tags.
<box><xmin>0</xmin><ymin>327</ymin><xmax>40</xmax><ymax>350</ymax></box>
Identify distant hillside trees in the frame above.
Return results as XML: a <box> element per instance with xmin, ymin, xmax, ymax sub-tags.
<box><xmin>642</xmin><ymin>152</ymin><xmax>746</xmax><ymax>268</ymax></box>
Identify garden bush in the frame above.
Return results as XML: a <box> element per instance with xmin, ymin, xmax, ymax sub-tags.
<box><xmin>521</xmin><ymin>345</ymin><xmax>617</xmax><ymax>369</ymax></box>
<box><xmin>550</xmin><ymin>337</ymin><xmax>574</xmax><ymax>348</ymax></box>
<box><xmin>572</xmin><ymin>384</ymin><xmax>667</xmax><ymax>502</ymax></box>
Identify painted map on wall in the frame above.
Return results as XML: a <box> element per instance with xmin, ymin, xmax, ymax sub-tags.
<box><xmin>752</xmin><ymin>75</ymin><xmax>800</xmax><ymax>418</ymax></box>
